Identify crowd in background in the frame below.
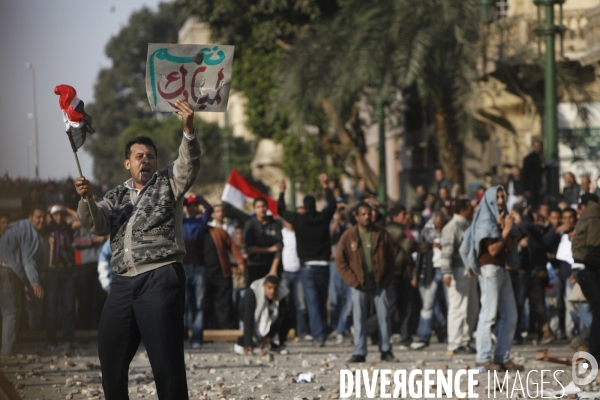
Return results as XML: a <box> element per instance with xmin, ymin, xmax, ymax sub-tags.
<box><xmin>1</xmin><ymin>138</ymin><xmax>600</xmax><ymax>369</ymax></box>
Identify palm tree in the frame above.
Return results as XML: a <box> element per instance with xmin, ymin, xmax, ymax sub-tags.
<box><xmin>274</xmin><ymin>0</ymin><xmax>480</xmax><ymax>190</ymax></box>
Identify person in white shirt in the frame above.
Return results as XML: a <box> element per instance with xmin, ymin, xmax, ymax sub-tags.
<box><xmin>555</xmin><ymin>208</ymin><xmax>592</xmax><ymax>341</ymax></box>
<box><xmin>280</xmin><ymin>219</ymin><xmax>310</xmax><ymax>340</ymax></box>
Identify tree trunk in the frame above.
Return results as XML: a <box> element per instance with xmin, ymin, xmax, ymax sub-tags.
<box><xmin>434</xmin><ymin>96</ymin><xmax>465</xmax><ymax>192</ymax></box>
<box><xmin>321</xmin><ymin>99</ymin><xmax>379</xmax><ymax>191</ymax></box>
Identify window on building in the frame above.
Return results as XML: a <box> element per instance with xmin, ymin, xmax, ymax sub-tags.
<box><xmin>496</xmin><ymin>0</ymin><xmax>509</xmax><ymax>19</ymax></box>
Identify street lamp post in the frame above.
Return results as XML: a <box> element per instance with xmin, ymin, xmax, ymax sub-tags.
<box><xmin>25</xmin><ymin>62</ymin><xmax>40</xmax><ymax>180</ymax></box>
<box><xmin>478</xmin><ymin>0</ymin><xmax>565</xmax><ymax>200</ymax></box>
<box><xmin>377</xmin><ymin>93</ymin><xmax>387</xmax><ymax>205</ymax></box>
<box><xmin>27</xmin><ymin>141</ymin><xmax>33</xmax><ymax>179</ymax></box>
<box><xmin>533</xmin><ymin>0</ymin><xmax>566</xmax><ymax>200</ymax></box>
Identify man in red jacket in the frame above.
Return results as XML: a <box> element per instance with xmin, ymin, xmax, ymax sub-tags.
<box><xmin>336</xmin><ymin>203</ymin><xmax>397</xmax><ymax>362</ymax></box>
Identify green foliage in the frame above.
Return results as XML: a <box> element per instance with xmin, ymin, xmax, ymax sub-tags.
<box><xmin>276</xmin><ymin>132</ymin><xmax>343</xmax><ymax>194</ymax></box>
<box><xmin>86</xmin><ymin>3</ymin><xmax>187</xmax><ymax>186</ymax></box>
<box><xmin>179</xmin><ymin>0</ymin><xmax>336</xmax><ymax>50</ymax></box>
<box><xmin>234</xmin><ymin>46</ymin><xmax>288</xmax><ymax>140</ymax></box>
<box><xmin>181</xmin><ymin>0</ymin><xmax>341</xmax><ymax>192</ymax></box>
<box><xmin>180</xmin><ymin>0</ymin><xmax>339</xmax><ymax>141</ymax></box>
<box><xmin>274</xmin><ymin>0</ymin><xmax>481</xmax><ymax>187</ymax></box>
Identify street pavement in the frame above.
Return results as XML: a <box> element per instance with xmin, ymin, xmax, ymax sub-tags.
<box><xmin>1</xmin><ymin>336</ymin><xmax>598</xmax><ymax>399</ymax></box>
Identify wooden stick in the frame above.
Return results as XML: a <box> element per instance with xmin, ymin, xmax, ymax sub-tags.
<box><xmin>72</xmin><ymin>151</ymin><xmax>95</xmax><ymax>224</ymax></box>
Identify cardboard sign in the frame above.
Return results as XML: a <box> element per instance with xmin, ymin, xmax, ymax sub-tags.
<box><xmin>145</xmin><ymin>43</ymin><xmax>234</xmax><ymax>112</ymax></box>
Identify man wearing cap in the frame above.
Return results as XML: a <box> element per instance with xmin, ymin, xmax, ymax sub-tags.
<box><xmin>278</xmin><ymin>173</ymin><xmax>336</xmax><ymax>347</ymax></box>
<box><xmin>75</xmin><ymin>100</ymin><xmax>200</xmax><ymax>400</ymax></box>
<box><xmin>182</xmin><ymin>193</ymin><xmax>212</xmax><ymax>349</ymax></box>
<box><xmin>0</xmin><ymin>204</ymin><xmax>46</xmax><ymax>356</ymax></box>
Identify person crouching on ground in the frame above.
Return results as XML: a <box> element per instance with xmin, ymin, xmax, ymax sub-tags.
<box><xmin>235</xmin><ymin>274</ymin><xmax>289</xmax><ymax>355</ymax></box>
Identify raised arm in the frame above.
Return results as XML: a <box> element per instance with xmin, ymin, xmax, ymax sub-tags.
<box><xmin>170</xmin><ymin>100</ymin><xmax>202</xmax><ymax>199</ymax></box>
<box><xmin>277</xmin><ymin>180</ymin><xmax>298</xmax><ymax>224</ymax></box>
<box><xmin>196</xmin><ymin>195</ymin><xmax>213</xmax><ymax>225</ymax></box>
<box><xmin>320</xmin><ymin>174</ymin><xmax>337</xmax><ymax>220</ymax></box>
<box><xmin>483</xmin><ymin>215</ymin><xmax>515</xmax><ymax>257</ymax></box>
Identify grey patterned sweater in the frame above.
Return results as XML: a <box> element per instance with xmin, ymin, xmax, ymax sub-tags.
<box><xmin>77</xmin><ymin>136</ymin><xmax>201</xmax><ymax>276</ymax></box>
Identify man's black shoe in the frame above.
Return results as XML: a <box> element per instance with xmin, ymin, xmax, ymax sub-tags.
<box><xmin>452</xmin><ymin>345</ymin><xmax>476</xmax><ymax>354</ymax></box>
<box><xmin>270</xmin><ymin>343</ymin><xmax>287</xmax><ymax>352</ymax></box>
<box><xmin>348</xmin><ymin>355</ymin><xmax>366</xmax><ymax>363</ymax></box>
<box><xmin>380</xmin><ymin>351</ymin><xmax>398</xmax><ymax>362</ymax></box>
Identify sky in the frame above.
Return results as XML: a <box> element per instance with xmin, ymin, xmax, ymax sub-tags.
<box><xmin>0</xmin><ymin>0</ymin><xmax>164</xmax><ymax>181</ymax></box>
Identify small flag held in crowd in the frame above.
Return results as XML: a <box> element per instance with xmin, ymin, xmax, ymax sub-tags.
<box><xmin>221</xmin><ymin>169</ymin><xmax>278</xmax><ymax>216</ymax></box>
<box><xmin>53</xmin><ymin>84</ymin><xmax>95</xmax><ymax>222</ymax></box>
<box><xmin>54</xmin><ymin>84</ymin><xmax>95</xmax><ymax>151</ymax></box>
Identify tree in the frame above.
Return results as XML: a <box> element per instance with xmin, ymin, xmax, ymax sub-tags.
<box><xmin>181</xmin><ymin>0</ymin><xmax>344</xmax><ymax>193</ymax></box>
<box><xmin>274</xmin><ymin>0</ymin><xmax>480</xmax><ymax>189</ymax></box>
<box><xmin>86</xmin><ymin>3</ymin><xmax>187</xmax><ymax>186</ymax></box>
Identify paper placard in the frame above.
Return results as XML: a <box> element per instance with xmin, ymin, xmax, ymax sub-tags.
<box><xmin>145</xmin><ymin>43</ymin><xmax>234</xmax><ymax>112</ymax></box>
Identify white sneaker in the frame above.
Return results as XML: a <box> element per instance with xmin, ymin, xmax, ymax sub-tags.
<box><xmin>335</xmin><ymin>334</ymin><xmax>344</xmax><ymax>345</ymax></box>
<box><xmin>410</xmin><ymin>341</ymin><xmax>427</xmax><ymax>350</ymax></box>
<box><xmin>398</xmin><ymin>345</ymin><xmax>410</xmax><ymax>351</ymax></box>
<box><xmin>191</xmin><ymin>342</ymin><xmax>201</xmax><ymax>350</ymax></box>
<box><xmin>303</xmin><ymin>335</ymin><xmax>314</xmax><ymax>341</ymax></box>
<box><xmin>233</xmin><ymin>344</ymin><xmax>245</xmax><ymax>355</ymax></box>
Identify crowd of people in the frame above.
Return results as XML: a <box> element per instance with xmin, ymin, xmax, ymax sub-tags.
<box><xmin>181</xmin><ymin>158</ymin><xmax>600</xmax><ymax>369</ymax></box>
<box><xmin>0</xmin><ymin>179</ymin><xmax>109</xmax><ymax>355</ymax></box>
<box><xmin>1</xmin><ymin>139</ymin><xmax>600</xmax><ymax>375</ymax></box>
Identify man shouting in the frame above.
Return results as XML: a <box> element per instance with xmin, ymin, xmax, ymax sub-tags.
<box><xmin>75</xmin><ymin>99</ymin><xmax>200</xmax><ymax>400</ymax></box>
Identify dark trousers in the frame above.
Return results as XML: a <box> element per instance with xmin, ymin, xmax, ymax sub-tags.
<box><xmin>527</xmin><ymin>270</ymin><xmax>550</xmax><ymax>336</ymax></box>
<box><xmin>510</xmin><ymin>269</ymin><xmax>528</xmax><ymax>337</ymax></box>
<box><xmin>75</xmin><ymin>263</ymin><xmax>100</xmax><ymax>330</ymax></box>
<box><xmin>204</xmin><ymin>274</ymin><xmax>236</xmax><ymax>329</ymax></box>
<box><xmin>45</xmin><ymin>268</ymin><xmax>75</xmax><ymax>346</ymax></box>
<box><xmin>0</xmin><ymin>268</ymin><xmax>23</xmax><ymax>356</ymax></box>
<box><xmin>577</xmin><ymin>268</ymin><xmax>600</xmax><ymax>361</ymax></box>
<box><xmin>98</xmin><ymin>263</ymin><xmax>188</xmax><ymax>400</ymax></box>
<box><xmin>390</xmin><ymin>275</ymin><xmax>420</xmax><ymax>344</ymax></box>
<box><xmin>300</xmin><ymin>266</ymin><xmax>330</xmax><ymax>342</ymax></box>
<box><xmin>247</xmin><ymin>264</ymin><xmax>272</xmax><ymax>285</ymax></box>
<box><xmin>281</xmin><ymin>271</ymin><xmax>310</xmax><ymax>338</ymax></box>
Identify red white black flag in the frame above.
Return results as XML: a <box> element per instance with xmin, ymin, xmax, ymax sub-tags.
<box><xmin>54</xmin><ymin>84</ymin><xmax>95</xmax><ymax>151</ymax></box>
<box><xmin>221</xmin><ymin>169</ymin><xmax>278</xmax><ymax>216</ymax></box>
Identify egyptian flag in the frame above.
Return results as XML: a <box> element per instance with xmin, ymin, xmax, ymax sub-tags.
<box><xmin>221</xmin><ymin>169</ymin><xmax>278</xmax><ymax>216</ymax></box>
<box><xmin>54</xmin><ymin>84</ymin><xmax>95</xmax><ymax>151</ymax></box>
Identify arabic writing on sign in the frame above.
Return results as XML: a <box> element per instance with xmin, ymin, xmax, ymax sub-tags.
<box><xmin>145</xmin><ymin>43</ymin><xmax>234</xmax><ymax>113</ymax></box>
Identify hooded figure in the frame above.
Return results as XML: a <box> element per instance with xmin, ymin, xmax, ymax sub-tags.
<box><xmin>459</xmin><ymin>186</ymin><xmax>519</xmax><ymax>274</ymax></box>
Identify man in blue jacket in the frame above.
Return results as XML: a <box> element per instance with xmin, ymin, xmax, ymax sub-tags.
<box><xmin>0</xmin><ymin>205</ymin><xmax>46</xmax><ymax>356</ymax></box>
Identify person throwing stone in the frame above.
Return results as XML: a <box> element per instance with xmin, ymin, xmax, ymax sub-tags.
<box><xmin>75</xmin><ymin>99</ymin><xmax>200</xmax><ymax>400</ymax></box>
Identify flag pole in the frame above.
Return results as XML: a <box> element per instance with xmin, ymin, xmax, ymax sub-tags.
<box><xmin>67</xmin><ymin>131</ymin><xmax>95</xmax><ymax>224</ymax></box>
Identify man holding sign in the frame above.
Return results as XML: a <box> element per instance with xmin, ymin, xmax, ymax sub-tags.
<box><xmin>75</xmin><ymin>99</ymin><xmax>200</xmax><ymax>400</ymax></box>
